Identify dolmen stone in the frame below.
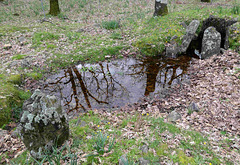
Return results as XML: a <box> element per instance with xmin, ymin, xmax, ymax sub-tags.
<box><xmin>18</xmin><ymin>89</ymin><xmax>69</xmax><ymax>159</ymax></box>
<box><xmin>201</xmin><ymin>26</ymin><xmax>221</xmax><ymax>59</ymax></box>
<box><xmin>198</xmin><ymin>15</ymin><xmax>237</xmax><ymax>49</ymax></box>
<box><xmin>179</xmin><ymin>20</ymin><xmax>200</xmax><ymax>54</ymax></box>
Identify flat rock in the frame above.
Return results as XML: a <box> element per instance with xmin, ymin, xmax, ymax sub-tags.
<box><xmin>167</xmin><ymin>111</ymin><xmax>181</xmax><ymax>122</ymax></box>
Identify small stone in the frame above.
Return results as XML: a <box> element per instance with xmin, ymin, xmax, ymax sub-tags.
<box><xmin>188</xmin><ymin>102</ymin><xmax>199</xmax><ymax>112</ymax></box>
<box><xmin>105</xmin><ymin>55</ymin><xmax>111</xmax><ymax>59</ymax></box>
<box><xmin>171</xmin><ymin>35</ymin><xmax>178</xmax><ymax>41</ymax></box>
<box><xmin>19</xmin><ymin>36</ymin><xmax>25</xmax><ymax>43</ymax></box>
<box><xmin>167</xmin><ymin>111</ymin><xmax>181</xmax><ymax>123</ymax></box>
<box><xmin>4</xmin><ymin>44</ymin><xmax>12</xmax><ymax>50</ymax></box>
<box><xmin>166</xmin><ymin>43</ymin><xmax>178</xmax><ymax>58</ymax></box>
<box><xmin>140</xmin><ymin>145</ymin><xmax>149</xmax><ymax>153</ymax></box>
<box><xmin>76</xmin><ymin>29</ymin><xmax>84</xmax><ymax>33</ymax></box>
<box><xmin>76</xmin><ymin>119</ymin><xmax>86</xmax><ymax>127</ymax></box>
<box><xmin>220</xmin><ymin>48</ymin><xmax>226</xmax><ymax>54</ymax></box>
<box><xmin>119</xmin><ymin>155</ymin><xmax>128</xmax><ymax>165</ymax></box>
<box><xmin>139</xmin><ymin>157</ymin><xmax>150</xmax><ymax>165</ymax></box>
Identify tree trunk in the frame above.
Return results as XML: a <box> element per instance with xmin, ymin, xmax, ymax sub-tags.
<box><xmin>153</xmin><ymin>0</ymin><xmax>168</xmax><ymax>16</ymax></box>
<box><xmin>201</xmin><ymin>0</ymin><xmax>211</xmax><ymax>2</ymax></box>
<box><xmin>49</xmin><ymin>0</ymin><xmax>60</xmax><ymax>16</ymax></box>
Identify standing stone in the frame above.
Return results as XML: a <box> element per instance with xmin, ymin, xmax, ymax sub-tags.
<box><xmin>179</xmin><ymin>20</ymin><xmax>200</xmax><ymax>54</ymax></box>
<box><xmin>201</xmin><ymin>26</ymin><xmax>221</xmax><ymax>59</ymax></box>
<box><xmin>153</xmin><ymin>0</ymin><xmax>168</xmax><ymax>16</ymax></box>
<box><xmin>224</xmin><ymin>27</ymin><xmax>230</xmax><ymax>50</ymax></box>
<box><xmin>198</xmin><ymin>15</ymin><xmax>237</xmax><ymax>50</ymax></box>
<box><xmin>18</xmin><ymin>89</ymin><xmax>69</xmax><ymax>159</ymax></box>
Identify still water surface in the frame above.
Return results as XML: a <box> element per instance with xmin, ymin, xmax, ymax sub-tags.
<box><xmin>43</xmin><ymin>56</ymin><xmax>191</xmax><ymax>112</ymax></box>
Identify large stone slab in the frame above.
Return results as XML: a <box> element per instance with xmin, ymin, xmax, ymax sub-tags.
<box><xmin>18</xmin><ymin>89</ymin><xmax>69</xmax><ymax>159</ymax></box>
<box><xmin>201</xmin><ymin>26</ymin><xmax>221</xmax><ymax>59</ymax></box>
<box><xmin>179</xmin><ymin>20</ymin><xmax>200</xmax><ymax>53</ymax></box>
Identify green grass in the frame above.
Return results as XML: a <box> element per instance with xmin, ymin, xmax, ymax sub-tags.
<box><xmin>26</xmin><ymin>72</ymin><xmax>43</xmax><ymax>80</ymax></box>
<box><xmin>12</xmin><ymin>54</ymin><xmax>27</xmax><ymax>60</ymax></box>
<box><xmin>102</xmin><ymin>20</ymin><xmax>120</xmax><ymax>30</ymax></box>
<box><xmin>0</xmin><ymin>74</ymin><xmax>31</xmax><ymax>127</ymax></box>
<box><xmin>32</xmin><ymin>32</ymin><xmax>60</xmax><ymax>47</ymax></box>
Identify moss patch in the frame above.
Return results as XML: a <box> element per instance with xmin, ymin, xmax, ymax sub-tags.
<box><xmin>0</xmin><ymin>75</ymin><xmax>31</xmax><ymax>127</ymax></box>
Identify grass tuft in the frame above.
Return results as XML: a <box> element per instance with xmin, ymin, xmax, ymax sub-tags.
<box><xmin>102</xmin><ymin>20</ymin><xmax>120</xmax><ymax>30</ymax></box>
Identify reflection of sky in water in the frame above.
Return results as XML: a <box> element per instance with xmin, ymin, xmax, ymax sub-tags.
<box><xmin>43</xmin><ymin>56</ymin><xmax>191</xmax><ymax>112</ymax></box>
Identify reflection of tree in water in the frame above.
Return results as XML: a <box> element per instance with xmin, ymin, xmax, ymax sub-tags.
<box><xmin>44</xmin><ymin>65</ymin><xmax>128</xmax><ymax>113</ymax></box>
<box><xmin>44</xmin><ymin>56</ymin><xmax>191</xmax><ymax>113</ymax></box>
<box><xmin>127</xmin><ymin>56</ymin><xmax>191</xmax><ymax>96</ymax></box>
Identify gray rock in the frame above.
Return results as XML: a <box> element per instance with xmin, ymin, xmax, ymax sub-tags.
<box><xmin>119</xmin><ymin>155</ymin><xmax>128</xmax><ymax>165</ymax></box>
<box><xmin>201</xmin><ymin>26</ymin><xmax>221</xmax><ymax>59</ymax></box>
<box><xmin>198</xmin><ymin>15</ymin><xmax>237</xmax><ymax>50</ymax></box>
<box><xmin>139</xmin><ymin>157</ymin><xmax>150</xmax><ymax>165</ymax></box>
<box><xmin>19</xmin><ymin>36</ymin><xmax>26</xmax><ymax>46</ymax></box>
<box><xmin>19</xmin><ymin>36</ymin><xmax>25</xmax><ymax>42</ymax></box>
<box><xmin>220</xmin><ymin>48</ymin><xmax>226</xmax><ymax>54</ymax></box>
<box><xmin>18</xmin><ymin>89</ymin><xmax>69</xmax><ymax>159</ymax></box>
<box><xmin>224</xmin><ymin>27</ymin><xmax>230</xmax><ymax>49</ymax></box>
<box><xmin>75</xmin><ymin>119</ymin><xmax>86</xmax><ymax>127</ymax></box>
<box><xmin>166</xmin><ymin>43</ymin><xmax>178</xmax><ymax>58</ymax></box>
<box><xmin>179</xmin><ymin>20</ymin><xmax>200</xmax><ymax>53</ymax></box>
<box><xmin>171</xmin><ymin>35</ymin><xmax>178</xmax><ymax>41</ymax></box>
<box><xmin>167</xmin><ymin>111</ymin><xmax>181</xmax><ymax>122</ymax></box>
<box><xmin>140</xmin><ymin>145</ymin><xmax>149</xmax><ymax>153</ymax></box>
<box><xmin>76</xmin><ymin>29</ymin><xmax>84</xmax><ymax>33</ymax></box>
<box><xmin>188</xmin><ymin>102</ymin><xmax>199</xmax><ymax>112</ymax></box>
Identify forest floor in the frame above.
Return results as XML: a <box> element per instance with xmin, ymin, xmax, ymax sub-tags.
<box><xmin>0</xmin><ymin>0</ymin><xmax>240</xmax><ymax>164</ymax></box>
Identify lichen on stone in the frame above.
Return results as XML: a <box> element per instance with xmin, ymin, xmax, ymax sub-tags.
<box><xmin>18</xmin><ymin>89</ymin><xmax>69</xmax><ymax>159</ymax></box>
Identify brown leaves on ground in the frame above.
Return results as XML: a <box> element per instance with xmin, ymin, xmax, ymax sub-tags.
<box><xmin>133</xmin><ymin>50</ymin><xmax>240</xmax><ymax>162</ymax></box>
<box><xmin>0</xmin><ymin>129</ymin><xmax>26</xmax><ymax>164</ymax></box>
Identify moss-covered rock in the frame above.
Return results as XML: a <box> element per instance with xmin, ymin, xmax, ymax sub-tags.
<box><xmin>8</xmin><ymin>74</ymin><xmax>23</xmax><ymax>85</ymax></box>
<box><xmin>0</xmin><ymin>75</ymin><xmax>31</xmax><ymax>127</ymax></box>
<box><xmin>18</xmin><ymin>90</ymin><xmax>69</xmax><ymax>159</ymax></box>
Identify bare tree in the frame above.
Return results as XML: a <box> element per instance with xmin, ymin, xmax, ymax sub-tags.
<box><xmin>49</xmin><ymin>0</ymin><xmax>60</xmax><ymax>16</ymax></box>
